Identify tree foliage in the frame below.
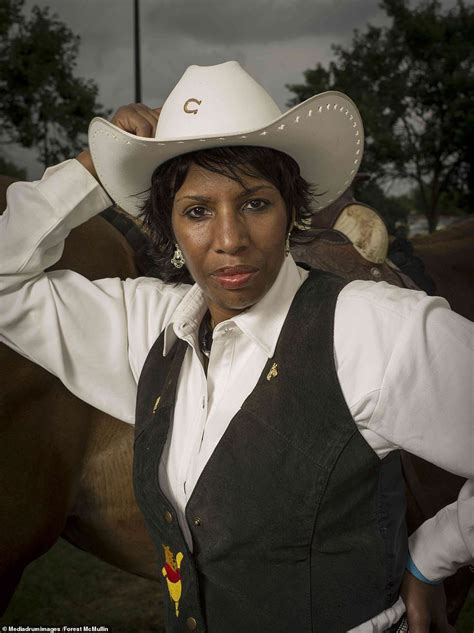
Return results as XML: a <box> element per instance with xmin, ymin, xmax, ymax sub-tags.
<box><xmin>0</xmin><ymin>0</ymin><xmax>110</xmax><ymax>167</ymax></box>
<box><xmin>287</xmin><ymin>0</ymin><xmax>474</xmax><ymax>231</ymax></box>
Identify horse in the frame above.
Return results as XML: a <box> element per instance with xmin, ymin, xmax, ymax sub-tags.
<box><xmin>411</xmin><ymin>219</ymin><xmax>474</xmax><ymax>321</ymax></box>
<box><xmin>0</xmin><ymin>175</ymin><xmax>472</xmax><ymax>623</ymax></box>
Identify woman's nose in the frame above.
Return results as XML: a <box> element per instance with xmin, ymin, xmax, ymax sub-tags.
<box><xmin>213</xmin><ymin>209</ymin><xmax>249</xmax><ymax>255</ymax></box>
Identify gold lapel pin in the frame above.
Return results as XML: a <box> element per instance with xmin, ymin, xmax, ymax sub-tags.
<box><xmin>266</xmin><ymin>362</ymin><xmax>278</xmax><ymax>381</ymax></box>
<box><xmin>152</xmin><ymin>396</ymin><xmax>161</xmax><ymax>414</ymax></box>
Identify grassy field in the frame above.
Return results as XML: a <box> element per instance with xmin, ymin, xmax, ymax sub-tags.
<box><xmin>1</xmin><ymin>540</ymin><xmax>165</xmax><ymax>633</ymax></box>
<box><xmin>1</xmin><ymin>539</ymin><xmax>472</xmax><ymax>632</ymax></box>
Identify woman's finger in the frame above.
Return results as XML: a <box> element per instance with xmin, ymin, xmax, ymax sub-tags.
<box><xmin>143</xmin><ymin>104</ymin><xmax>162</xmax><ymax>122</ymax></box>
<box><xmin>111</xmin><ymin>104</ymin><xmax>156</xmax><ymax>137</ymax></box>
<box><xmin>134</xmin><ymin>103</ymin><xmax>161</xmax><ymax>136</ymax></box>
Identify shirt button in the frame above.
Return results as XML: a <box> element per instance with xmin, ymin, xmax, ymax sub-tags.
<box><xmin>370</xmin><ymin>266</ymin><xmax>382</xmax><ymax>278</ymax></box>
<box><xmin>186</xmin><ymin>617</ymin><xmax>198</xmax><ymax>630</ymax></box>
<box><xmin>193</xmin><ymin>517</ymin><xmax>201</xmax><ymax>527</ymax></box>
<box><xmin>163</xmin><ymin>510</ymin><xmax>173</xmax><ymax>524</ymax></box>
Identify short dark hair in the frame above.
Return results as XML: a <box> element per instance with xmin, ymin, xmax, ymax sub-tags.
<box><xmin>139</xmin><ymin>145</ymin><xmax>316</xmax><ymax>283</ymax></box>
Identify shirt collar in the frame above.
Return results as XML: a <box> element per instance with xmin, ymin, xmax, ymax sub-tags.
<box><xmin>163</xmin><ymin>255</ymin><xmax>308</xmax><ymax>358</ymax></box>
<box><xmin>231</xmin><ymin>255</ymin><xmax>307</xmax><ymax>358</ymax></box>
<box><xmin>163</xmin><ymin>283</ymin><xmax>208</xmax><ymax>355</ymax></box>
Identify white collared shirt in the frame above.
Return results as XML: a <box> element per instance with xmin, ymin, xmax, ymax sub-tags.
<box><xmin>158</xmin><ymin>252</ymin><xmax>308</xmax><ymax>545</ymax></box>
<box><xmin>1</xmin><ymin>160</ymin><xmax>473</xmax><ymax>633</ymax></box>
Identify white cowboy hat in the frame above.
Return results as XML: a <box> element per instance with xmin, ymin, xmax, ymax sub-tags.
<box><xmin>89</xmin><ymin>61</ymin><xmax>364</xmax><ymax>217</ymax></box>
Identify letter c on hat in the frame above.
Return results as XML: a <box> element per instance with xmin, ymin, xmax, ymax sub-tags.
<box><xmin>183</xmin><ymin>98</ymin><xmax>202</xmax><ymax>114</ymax></box>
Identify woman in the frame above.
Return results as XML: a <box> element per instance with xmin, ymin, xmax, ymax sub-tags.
<box><xmin>0</xmin><ymin>62</ymin><xmax>472</xmax><ymax>633</ymax></box>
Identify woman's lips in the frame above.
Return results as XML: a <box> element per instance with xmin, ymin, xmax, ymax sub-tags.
<box><xmin>211</xmin><ymin>266</ymin><xmax>259</xmax><ymax>289</ymax></box>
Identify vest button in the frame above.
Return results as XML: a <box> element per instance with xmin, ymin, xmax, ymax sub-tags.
<box><xmin>163</xmin><ymin>510</ymin><xmax>173</xmax><ymax>524</ymax></box>
<box><xmin>193</xmin><ymin>517</ymin><xmax>201</xmax><ymax>527</ymax></box>
<box><xmin>186</xmin><ymin>616</ymin><xmax>197</xmax><ymax>630</ymax></box>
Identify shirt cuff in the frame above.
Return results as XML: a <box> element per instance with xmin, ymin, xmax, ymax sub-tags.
<box><xmin>408</xmin><ymin>486</ymin><xmax>474</xmax><ymax>582</ymax></box>
<box><xmin>406</xmin><ymin>553</ymin><xmax>442</xmax><ymax>585</ymax></box>
<box><xmin>39</xmin><ymin>158</ymin><xmax>112</xmax><ymax>225</ymax></box>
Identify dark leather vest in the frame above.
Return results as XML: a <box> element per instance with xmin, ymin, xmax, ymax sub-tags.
<box><xmin>133</xmin><ymin>269</ymin><xmax>408</xmax><ymax>633</ymax></box>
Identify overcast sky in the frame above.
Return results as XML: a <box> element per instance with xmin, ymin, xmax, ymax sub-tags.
<box><xmin>11</xmin><ymin>0</ymin><xmax>457</xmax><ymax>178</ymax></box>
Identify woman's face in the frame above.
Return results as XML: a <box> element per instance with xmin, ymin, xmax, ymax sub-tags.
<box><xmin>172</xmin><ymin>163</ymin><xmax>289</xmax><ymax>325</ymax></box>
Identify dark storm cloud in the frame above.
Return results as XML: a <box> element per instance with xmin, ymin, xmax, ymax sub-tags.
<box><xmin>148</xmin><ymin>0</ymin><xmax>381</xmax><ymax>43</ymax></box>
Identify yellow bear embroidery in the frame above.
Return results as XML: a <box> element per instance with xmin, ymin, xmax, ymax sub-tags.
<box><xmin>162</xmin><ymin>545</ymin><xmax>184</xmax><ymax>617</ymax></box>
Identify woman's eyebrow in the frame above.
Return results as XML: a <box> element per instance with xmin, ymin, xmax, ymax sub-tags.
<box><xmin>239</xmin><ymin>185</ymin><xmax>276</xmax><ymax>197</ymax></box>
<box><xmin>175</xmin><ymin>185</ymin><xmax>276</xmax><ymax>204</ymax></box>
<box><xmin>175</xmin><ymin>194</ymin><xmax>213</xmax><ymax>203</ymax></box>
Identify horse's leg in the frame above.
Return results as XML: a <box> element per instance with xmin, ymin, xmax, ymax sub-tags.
<box><xmin>0</xmin><ymin>347</ymin><xmax>93</xmax><ymax>615</ymax></box>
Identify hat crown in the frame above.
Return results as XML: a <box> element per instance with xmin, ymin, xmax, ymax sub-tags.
<box><xmin>155</xmin><ymin>61</ymin><xmax>282</xmax><ymax>141</ymax></box>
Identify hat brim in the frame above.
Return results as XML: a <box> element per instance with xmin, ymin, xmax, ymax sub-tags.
<box><xmin>89</xmin><ymin>91</ymin><xmax>363</xmax><ymax>218</ymax></box>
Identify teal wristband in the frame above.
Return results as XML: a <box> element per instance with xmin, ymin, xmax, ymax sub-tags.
<box><xmin>406</xmin><ymin>553</ymin><xmax>443</xmax><ymax>586</ymax></box>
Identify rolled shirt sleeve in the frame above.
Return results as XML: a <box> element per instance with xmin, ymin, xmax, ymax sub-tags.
<box><xmin>1</xmin><ymin>160</ymin><xmax>113</xmax><ymax>276</ymax></box>
<box><xmin>408</xmin><ymin>480</ymin><xmax>474</xmax><ymax>582</ymax></box>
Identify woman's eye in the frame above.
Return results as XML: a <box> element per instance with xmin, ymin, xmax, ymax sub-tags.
<box><xmin>243</xmin><ymin>199</ymin><xmax>269</xmax><ymax>211</ymax></box>
<box><xmin>186</xmin><ymin>206</ymin><xmax>209</xmax><ymax>219</ymax></box>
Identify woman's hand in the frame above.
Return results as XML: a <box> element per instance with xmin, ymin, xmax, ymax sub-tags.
<box><xmin>401</xmin><ymin>570</ymin><xmax>455</xmax><ymax>632</ymax></box>
<box><xmin>111</xmin><ymin>103</ymin><xmax>162</xmax><ymax>137</ymax></box>
<box><xmin>76</xmin><ymin>104</ymin><xmax>162</xmax><ymax>180</ymax></box>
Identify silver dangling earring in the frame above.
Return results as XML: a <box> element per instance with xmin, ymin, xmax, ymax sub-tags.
<box><xmin>285</xmin><ymin>232</ymin><xmax>291</xmax><ymax>257</ymax></box>
<box><xmin>171</xmin><ymin>244</ymin><xmax>185</xmax><ymax>269</ymax></box>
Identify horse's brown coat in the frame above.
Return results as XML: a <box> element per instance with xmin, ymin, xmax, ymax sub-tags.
<box><xmin>412</xmin><ymin>219</ymin><xmax>474</xmax><ymax>321</ymax></box>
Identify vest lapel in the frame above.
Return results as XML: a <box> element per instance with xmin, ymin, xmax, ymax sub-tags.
<box><xmin>134</xmin><ymin>336</ymin><xmax>188</xmax><ymax>508</ymax></box>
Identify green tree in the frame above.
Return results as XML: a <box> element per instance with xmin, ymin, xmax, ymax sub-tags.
<box><xmin>0</xmin><ymin>0</ymin><xmax>110</xmax><ymax>168</ymax></box>
<box><xmin>287</xmin><ymin>0</ymin><xmax>474</xmax><ymax>232</ymax></box>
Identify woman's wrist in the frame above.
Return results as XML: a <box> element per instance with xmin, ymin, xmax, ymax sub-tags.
<box><xmin>76</xmin><ymin>149</ymin><xmax>98</xmax><ymax>181</ymax></box>
<box><xmin>406</xmin><ymin>553</ymin><xmax>443</xmax><ymax>586</ymax></box>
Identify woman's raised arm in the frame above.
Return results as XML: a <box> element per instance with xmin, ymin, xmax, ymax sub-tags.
<box><xmin>0</xmin><ymin>105</ymin><xmax>179</xmax><ymax>424</ymax></box>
